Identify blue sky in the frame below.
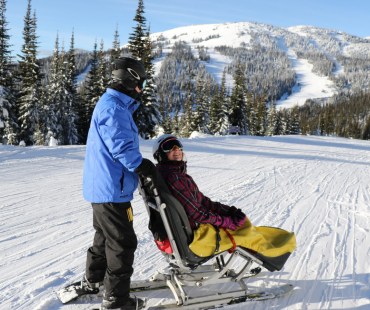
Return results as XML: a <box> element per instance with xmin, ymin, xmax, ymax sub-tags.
<box><xmin>7</xmin><ymin>0</ymin><xmax>370</xmax><ymax>58</ymax></box>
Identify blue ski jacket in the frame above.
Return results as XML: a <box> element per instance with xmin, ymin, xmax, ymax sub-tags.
<box><xmin>83</xmin><ymin>88</ymin><xmax>142</xmax><ymax>203</ymax></box>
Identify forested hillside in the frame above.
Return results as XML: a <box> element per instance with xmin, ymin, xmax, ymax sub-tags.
<box><xmin>1</xmin><ymin>0</ymin><xmax>369</xmax><ymax>145</ymax></box>
<box><xmin>150</xmin><ymin>22</ymin><xmax>370</xmax><ymax>138</ymax></box>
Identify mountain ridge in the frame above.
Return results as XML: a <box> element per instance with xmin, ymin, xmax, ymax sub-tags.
<box><xmin>149</xmin><ymin>21</ymin><xmax>370</xmax><ymax>107</ymax></box>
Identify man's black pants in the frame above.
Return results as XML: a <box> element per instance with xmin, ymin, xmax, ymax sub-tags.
<box><xmin>85</xmin><ymin>202</ymin><xmax>137</xmax><ymax>299</ymax></box>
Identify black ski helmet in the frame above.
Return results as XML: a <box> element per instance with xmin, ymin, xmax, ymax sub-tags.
<box><xmin>111</xmin><ymin>57</ymin><xmax>147</xmax><ymax>98</ymax></box>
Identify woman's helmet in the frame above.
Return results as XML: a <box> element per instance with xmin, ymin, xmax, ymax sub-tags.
<box><xmin>110</xmin><ymin>57</ymin><xmax>147</xmax><ymax>99</ymax></box>
<box><xmin>152</xmin><ymin>134</ymin><xmax>183</xmax><ymax>162</ymax></box>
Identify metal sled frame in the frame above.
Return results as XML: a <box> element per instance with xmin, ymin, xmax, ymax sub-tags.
<box><xmin>133</xmin><ymin>173</ymin><xmax>284</xmax><ymax>308</ymax></box>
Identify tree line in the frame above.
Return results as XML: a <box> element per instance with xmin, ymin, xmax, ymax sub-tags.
<box><xmin>1</xmin><ymin>0</ymin><xmax>370</xmax><ymax>146</ymax></box>
<box><xmin>298</xmin><ymin>92</ymin><xmax>370</xmax><ymax>139</ymax></box>
<box><xmin>0</xmin><ymin>0</ymin><xmax>159</xmax><ymax>145</ymax></box>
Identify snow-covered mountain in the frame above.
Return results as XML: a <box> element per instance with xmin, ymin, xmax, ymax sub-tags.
<box><xmin>149</xmin><ymin>22</ymin><xmax>370</xmax><ymax>108</ymax></box>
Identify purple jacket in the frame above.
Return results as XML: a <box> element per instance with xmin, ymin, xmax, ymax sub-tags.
<box><xmin>157</xmin><ymin>161</ymin><xmax>232</xmax><ymax>229</ymax></box>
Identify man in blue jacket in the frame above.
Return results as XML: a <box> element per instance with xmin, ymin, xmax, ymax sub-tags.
<box><xmin>82</xmin><ymin>56</ymin><xmax>155</xmax><ymax>310</ymax></box>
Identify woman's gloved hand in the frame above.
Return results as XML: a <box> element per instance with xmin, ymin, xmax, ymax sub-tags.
<box><xmin>217</xmin><ymin>216</ymin><xmax>237</xmax><ymax>231</ymax></box>
<box><xmin>232</xmin><ymin>215</ymin><xmax>247</xmax><ymax>228</ymax></box>
<box><xmin>228</xmin><ymin>206</ymin><xmax>246</xmax><ymax>221</ymax></box>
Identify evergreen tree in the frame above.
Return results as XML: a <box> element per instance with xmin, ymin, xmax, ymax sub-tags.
<box><xmin>128</xmin><ymin>0</ymin><xmax>146</xmax><ymax>58</ymax></box>
<box><xmin>362</xmin><ymin>116</ymin><xmax>370</xmax><ymax>140</ymax></box>
<box><xmin>218</xmin><ymin>70</ymin><xmax>230</xmax><ymax>135</ymax></box>
<box><xmin>289</xmin><ymin>105</ymin><xmax>301</xmax><ymax>135</ymax></box>
<box><xmin>229</xmin><ymin>63</ymin><xmax>247</xmax><ymax>134</ymax></box>
<box><xmin>0</xmin><ymin>0</ymin><xmax>17</xmax><ymax>144</ymax></box>
<box><xmin>141</xmin><ymin>28</ymin><xmax>161</xmax><ymax>136</ymax></box>
<box><xmin>266</xmin><ymin>102</ymin><xmax>278</xmax><ymax>136</ymax></box>
<box><xmin>110</xmin><ymin>25</ymin><xmax>121</xmax><ymax>71</ymax></box>
<box><xmin>209</xmin><ymin>84</ymin><xmax>222</xmax><ymax>134</ymax></box>
<box><xmin>320</xmin><ymin>104</ymin><xmax>334</xmax><ymax>136</ymax></box>
<box><xmin>193</xmin><ymin>70</ymin><xmax>210</xmax><ymax>133</ymax></box>
<box><xmin>282</xmin><ymin>109</ymin><xmax>291</xmax><ymax>135</ymax></box>
<box><xmin>347</xmin><ymin>116</ymin><xmax>361</xmax><ymax>139</ymax></box>
<box><xmin>208</xmin><ymin>71</ymin><xmax>229</xmax><ymax>135</ymax></box>
<box><xmin>79</xmin><ymin>41</ymin><xmax>100</xmax><ymax>142</ymax></box>
<box><xmin>128</xmin><ymin>0</ymin><xmax>159</xmax><ymax>138</ymax></box>
<box><xmin>255</xmin><ymin>95</ymin><xmax>268</xmax><ymax>136</ymax></box>
<box><xmin>62</xmin><ymin>31</ymin><xmax>79</xmax><ymax>145</ymax></box>
<box><xmin>157</xmin><ymin>93</ymin><xmax>171</xmax><ymax>133</ymax></box>
<box><xmin>97</xmin><ymin>40</ymin><xmax>109</xmax><ymax>95</ymax></box>
<box><xmin>17</xmin><ymin>0</ymin><xmax>42</xmax><ymax>145</ymax></box>
<box><xmin>274</xmin><ymin>110</ymin><xmax>285</xmax><ymax>135</ymax></box>
<box><xmin>172</xmin><ymin>112</ymin><xmax>180</xmax><ymax>135</ymax></box>
<box><xmin>44</xmin><ymin>34</ymin><xmax>64</xmax><ymax>144</ymax></box>
<box><xmin>243</xmin><ymin>91</ymin><xmax>254</xmax><ymax>135</ymax></box>
<box><xmin>180</xmin><ymin>82</ymin><xmax>195</xmax><ymax>137</ymax></box>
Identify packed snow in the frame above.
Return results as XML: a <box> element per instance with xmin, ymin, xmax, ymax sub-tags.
<box><xmin>275</xmin><ymin>49</ymin><xmax>335</xmax><ymax>109</ymax></box>
<box><xmin>1</xmin><ymin>134</ymin><xmax>370</xmax><ymax>309</ymax></box>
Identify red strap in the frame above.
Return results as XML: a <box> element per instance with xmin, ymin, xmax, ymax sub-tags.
<box><xmin>223</xmin><ymin>228</ymin><xmax>237</xmax><ymax>253</ymax></box>
<box><xmin>155</xmin><ymin>239</ymin><xmax>173</xmax><ymax>254</ymax></box>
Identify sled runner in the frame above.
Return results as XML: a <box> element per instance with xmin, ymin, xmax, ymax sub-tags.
<box><xmin>130</xmin><ymin>171</ymin><xmax>295</xmax><ymax>309</ymax></box>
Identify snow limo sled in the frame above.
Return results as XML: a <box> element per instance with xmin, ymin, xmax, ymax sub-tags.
<box><xmin>57</xmin><ymin>170</ymin><xmax>295</xmax><ymax>308</ymax></box>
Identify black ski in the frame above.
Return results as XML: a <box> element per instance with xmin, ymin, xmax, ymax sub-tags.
<box><xmin>57</xmin><ymin>280</ymin><xmax>293</xmax><ymax>309</ymax></box>
<box><xmin>146</xmin><ymin>284</ymin><xmax>294</xmax><ymax>309</ymax></box>
<box><xmin>90</xmin><ymin>296</ymin><xmax>147</xmax><ymax>310</ymax></box>
<box><xmin>56</xmin><ymin>279</ymin><xmax>166</xmax><ymax>304</ymax></box>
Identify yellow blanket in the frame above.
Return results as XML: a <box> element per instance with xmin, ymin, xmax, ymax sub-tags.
<box><xmin>189</xmin><ymin>218</ymin><xmax>296</xmax><ymax>258</ymax></box>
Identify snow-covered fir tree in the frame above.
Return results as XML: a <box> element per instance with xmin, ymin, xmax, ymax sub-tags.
<box><xmin>362</xmin><ymin>116</ymin><xmax>370</xmax><ymax>140</ymax></box>
<box><xmin>218</xmin><ymin>70</ymin><xmax>231</xmax><ymax>135</ymax></box>
<box><xmin>266</xmin><ymin>102</ymin><xmax>278</xmax><ymax>136</ymax></box>
<box><xmin>61</xmin><ymin>31</ymin><xmax>79</xmax><ymax>145</ymax></box>
<box><xmin>208</xmin><ymin>84</ymin><xmax>223</xmax><ymax>135</ymax></box>
<box><xmin>110</xmin><ymin>25</ymin><xmax>121</xmax><ymax>71</ymax></box>
<box><xmin>127</xmin><ymin>0</ymin><xmax>146</xmax><ymax>59</ymax></box>
<box><xmin>44</xmin><ymin>34</ymin><xmax>64</xmax><ymax>145</ymax></box>
<box><xmin>17</xmin><ymin>0</ymin><xmax>43</xmax><ymax>145</ymax></box>
<box><xmin>179</xmin><ymin>82</ymin><xmax>196</xmax><ymax>137</ymax></box>
<box><xmin>193</xmin><ymin>69</ymin><xmax>211</xmax><ymax>133</ymax></box>
<box><xmin>289</xmin><ymin>105</ymin><xmax>301</xmax><ymax>135</ymax></box>
<box><xmin>128</xmin><ymin>0</ymin><xmax>159</xmax><ymax>138</ymax></box>
<box><xmin>229</xmin><ymin>63</ymin><xmax>248</xmax><ymax>135</ymax></box>
<box><xmin>0</xmin><ymin>0</ymin><xmax>17</xmax><ymax>144</ymax></box>
<box><xmin>279</xmin><ymin>109</ymin><xmax>290</xmax><ymax>135</ymax></box>
<box><xmin>97</xmin><ymin>40</ymin><xmax>109</xmax><ymax>96</ymax></box>
<box><xmin>274</xmin><ymin>110</ymin><xmax>285</xmax><ymax>135</ymax></box>
<box><xmin>79</xmin><ymin>41</ymin><xmax>101</xmax><ymax>142</ymax></box>
<box><xmin>157</xmin><ymin>91</ymin><xmax>171</xmax><ymax>133</ymax></box>
<box><xmin>255</xmin><ymin>95</ymin><xmax>268</xmax><ymax>136</ymax></box>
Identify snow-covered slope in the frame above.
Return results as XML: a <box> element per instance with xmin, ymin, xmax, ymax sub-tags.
<box><xmin>1</xmin><ymin>135</ymin><xmax>370</xmax><ymax>309</ymax></box>
<box><xmin>149</xmin><ymin>22</ymin><xmax>370</xmax><ymax>107</ymax></box>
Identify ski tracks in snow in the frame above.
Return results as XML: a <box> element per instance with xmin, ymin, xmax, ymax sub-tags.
<box><xmin>1</xmin><ymin>137</ymin><xmax>370</xmax><ymax>309</ymax></box>
<box><xmin>186</xmin><ymin>136</ymin><xmax>370</xmax><ymax>309</ymax></box>
<box><xmin>252</xmin><ymin>140</ymin><xmax>370</xmax><ymax>310</ymax></box>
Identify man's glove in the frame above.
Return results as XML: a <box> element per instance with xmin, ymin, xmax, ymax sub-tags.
<box><xmin>135</xmin><ymin>158</ymin><xmax>156</xmax><ymax>177</ymax></box>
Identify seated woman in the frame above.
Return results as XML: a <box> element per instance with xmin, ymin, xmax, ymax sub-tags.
<box><xmin>152</xmin><ymin>134</ymin><xmax>296</xmax><ymax>267</ymax></box>
<box><xmin>152</xmin><ymin>134</ymin><xmax>247</xmax><ymax>232</ymax></box>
